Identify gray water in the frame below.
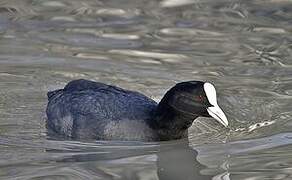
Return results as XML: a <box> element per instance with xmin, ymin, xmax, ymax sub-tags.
<box><xmin>0</xmin><ymin>0</ymin><xmax>292</xmax><ymax>179</ymax></box>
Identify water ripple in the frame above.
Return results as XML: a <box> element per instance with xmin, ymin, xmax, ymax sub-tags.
<box><xmin>160</xmin><ymin>0</ymin><xmax>197</xmax><ymax>8</ymax></box>
<box><xmin>0</xmin><ymin>0</ymin><xmax>292</xmax><ymax>179</ymax></box>
<box><xmin>160</xmin><ymin>27</ymin><xmax>223</xmax><ymax>36</ymax></box>
<box><xmin>109</xmin><ymin>49</ymin><xmax>188</xmax><ymax>60</ymax></box>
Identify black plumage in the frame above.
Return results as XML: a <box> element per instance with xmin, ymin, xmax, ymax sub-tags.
<box><xmin>46</xmin><ymin>79</ymin><xmax>227</xmax><ymax>141</ymax></box>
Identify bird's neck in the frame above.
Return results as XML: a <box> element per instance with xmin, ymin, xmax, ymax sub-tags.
<box><xmin>150</xmin><ymin>102</ymin><xmax>198</xmax><ymax>141</ymax></box>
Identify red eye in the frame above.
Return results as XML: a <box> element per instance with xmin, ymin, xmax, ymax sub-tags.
<box><xmin>196</xmin><ymin>95</ymin><xmax>204</xmax><ymax>102</ymax></box>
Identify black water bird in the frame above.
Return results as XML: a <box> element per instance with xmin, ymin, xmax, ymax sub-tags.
<box><xmin>46</xmin><ymin>79</ymin><xmax>228</xmax><ymax>141</ymax></box>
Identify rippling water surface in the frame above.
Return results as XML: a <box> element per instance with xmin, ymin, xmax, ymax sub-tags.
<box><xmin>1</xmin><ymin>0</ymin><xmax>292</xmax><ymax>179</ymax></box>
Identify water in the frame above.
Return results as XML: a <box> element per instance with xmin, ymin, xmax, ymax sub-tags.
<box><xmin>0</xmin><ymin>0</ymin><xmax>292</xmax><ymax>179</ymax></box>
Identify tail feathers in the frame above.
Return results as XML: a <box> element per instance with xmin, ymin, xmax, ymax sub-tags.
<box><xmin>47</xmin><ymin>89</ymin><xmax>63</xmax><ymax>100</ymax></box>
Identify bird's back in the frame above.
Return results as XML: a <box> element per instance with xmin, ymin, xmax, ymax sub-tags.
<box><xmin>46</xmin><ymin>79</ymin><xmax>158</xmax><ymax>140</ymax></box>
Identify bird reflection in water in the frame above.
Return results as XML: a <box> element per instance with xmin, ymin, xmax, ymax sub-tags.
<box><xmin>47</xmin><ymin>138</ymin><xmax>215</xmax><ymax>179</ymax></box>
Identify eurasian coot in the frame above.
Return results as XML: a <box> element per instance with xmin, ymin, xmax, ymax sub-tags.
<box><xmin>46</xmin><ymin>79</ymin><xmax>228</xmax><ymax>141</ymax></box>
